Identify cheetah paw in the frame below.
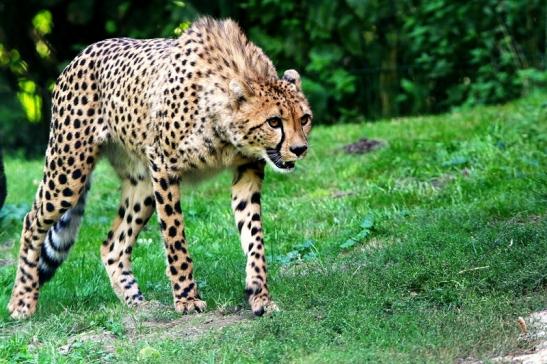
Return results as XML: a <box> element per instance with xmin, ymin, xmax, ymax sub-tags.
<box><xmin>249</xmin><ymin>294</ymin><xmax>279</xmax><ymax>316</ymax></box>
<box><xmin>175</xmin><ymin>299</ymin><xmax>207</xmax><ymax>314</ymax></box>
<box><xmin>8</xmin><ymin>293</ymin><xmax>37</xmax><ymax>320</ymax></box>
<box><xmin>125</xmin><ymin>292</ymin><xmax>146</xmax><ymax>307</ymax></box>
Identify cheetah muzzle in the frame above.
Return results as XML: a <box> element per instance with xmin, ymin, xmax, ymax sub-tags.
<box><xmin>265</xmin><ymin>149</ymin><xmax>295</xmax><ymax>172</ymax></box>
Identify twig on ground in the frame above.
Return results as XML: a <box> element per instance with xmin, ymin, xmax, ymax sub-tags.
<box><xmin>457</xmin><ymin>266</ymin><xmax>490</xmax><ymax>274</ymax></box>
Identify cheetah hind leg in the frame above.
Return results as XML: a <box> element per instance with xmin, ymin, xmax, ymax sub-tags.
<box><xmin>100</xmin><ymin>175</ymin><xmax>155</xmax><ymax>307</ymax></box>
<box><xmin>9</xmin><ymin>147</ymin><xmax>98</xmax><ymax>319</ymax></box>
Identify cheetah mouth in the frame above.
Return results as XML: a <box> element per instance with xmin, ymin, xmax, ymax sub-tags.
<box><xmin>265</xmin><ymin>149</ymin><xmax>295</xmax><ymax>172</ymax></box>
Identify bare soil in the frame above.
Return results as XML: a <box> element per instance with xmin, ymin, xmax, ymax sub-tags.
<box><xmin>58</xmin><ymin>301</ymin><xmax>253</xmax><ymax>356</ymax></box>
<box><xmin>342</xmin><ymin>138</ymin><xmax>385</xmax><ymax>154</ymax></box>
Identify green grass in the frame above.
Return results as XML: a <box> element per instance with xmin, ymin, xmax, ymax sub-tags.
<box><xmin>1</xmin><ymin>92</ymin><xmax>546</xmax><ymax>363</ymax></box>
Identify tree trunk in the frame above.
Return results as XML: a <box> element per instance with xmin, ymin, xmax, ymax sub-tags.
<box><xmin>379</xmin><ymin>31</ymin><xmax>398</xmax><ymax>117</ymax></box>
<box><xmin>0</xmin><ymin>145</ymin><xmax>6</xmax><ymax>210</ymax></box>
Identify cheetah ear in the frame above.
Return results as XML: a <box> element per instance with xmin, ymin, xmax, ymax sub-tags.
<box><xmin>282</xmin><ymin>69</ymin><xmax>301</xmax><ymax>90</ymax></box>
<box><xmin>229</xmin><ymin>79</ymin><xmax>253</xmax><ymax>106</ymax></box>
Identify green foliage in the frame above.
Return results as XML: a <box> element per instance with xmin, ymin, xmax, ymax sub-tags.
<box><xmin>0</xmin><ymin>0</ymin><xmax>545</xmax><ymax>153</ymax></box>
<box><xmin>242</xmin><ymin>0</ymin><xmax>545</xmax><ymax>121</ymax></box>
<box><xmin>340</xmin><ymin>214</ymin><xmax>375</xmax><ymax>250</ymax></box>
<box><xmin>270</xmin><ymin>239</ymin><xmax>319</xmax><ymax>265</ymax></box>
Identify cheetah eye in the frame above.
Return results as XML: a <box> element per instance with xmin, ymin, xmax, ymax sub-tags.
<box><xmin>267</xmin><ymin>116</ymin><xmax>282</xmax><ymax>129</ymax></box>
<box><xmin>301</xmin><ymin>114</ymin><xmax>311</xmax><ymax>126</ymax></box>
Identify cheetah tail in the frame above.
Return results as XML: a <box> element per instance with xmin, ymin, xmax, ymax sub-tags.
<box><xmin>38</xmin><ymin>179</ymin><xmax>91</xmax><ymax>285</ymax></box>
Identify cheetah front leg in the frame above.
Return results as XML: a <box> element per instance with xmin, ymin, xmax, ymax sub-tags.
<box><xmin>150</xmin><ymin>167</ymin><xmax>206</xmax><ymax>314</ymax></box>
<box><xmin>231</xmin><ymin>162</ymin><xmax>277</xmax><ymax>316</ymax></box>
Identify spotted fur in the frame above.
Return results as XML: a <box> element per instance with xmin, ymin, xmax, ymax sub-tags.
<box><xmin>8</xmin><ymin>17</ymin><xmax>312</xmax><ymax>319</ymax></box>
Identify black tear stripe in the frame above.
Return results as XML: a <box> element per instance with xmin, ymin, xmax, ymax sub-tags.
<box><xmin>264</xmin><ymin>125</ymin><xmax>285</xmax><ymax>163</ymax></box>
<box><xmin>275</xmin><ymin>125</ymin><xmax>285</xmax><ymax>152</ymax></box>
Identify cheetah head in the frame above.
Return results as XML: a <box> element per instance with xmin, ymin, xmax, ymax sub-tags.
<box><xmin>226</xmin><ymin>70</ymin><xmax>312</xmax><ymax>173</ymax></box>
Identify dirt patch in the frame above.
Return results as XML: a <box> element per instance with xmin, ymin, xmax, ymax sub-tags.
<box><xmin>59</xmin><ymin>330</ymin><xmax>117</xmax><ymax>355</ymax></box>
<box><xmin>460</xmin><ymin>310</ymin><xmax>547</xmax><ymax>364</ymax></box>
<box><xmin>57</xmin><ymin>301</ymin><xmax>253</xmax><ymax>356</ymax></box>
<box><xmin>342</xmin><ymin>138</ymin><xmax>385</xmax><ymax>154</ymax></box>
<box><xmin>123</xmin><ymin>301</ymin><xmax>252</xmax><ymax>342</ymax></box>
<box><xmin>490</xmin><ymin>310</ymin><xmax>547</xmax><ymax>364</ymax></box>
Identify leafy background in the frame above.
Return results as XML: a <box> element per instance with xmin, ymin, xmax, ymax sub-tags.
<box><xmin>0</xmin><ymin>0</ymin><xmax>545</xmax><ymax>154</ymax></box>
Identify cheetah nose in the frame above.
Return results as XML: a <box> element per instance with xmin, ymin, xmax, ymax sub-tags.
<box><xmin>289</xmin><ymin>145</ymin><xmax>308</xmax><ymax>157</ymax></box>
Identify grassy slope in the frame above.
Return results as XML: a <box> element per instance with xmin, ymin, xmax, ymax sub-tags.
<box><xmin>0</xmin><ymin>92</ymin><xmax>545</xmax><ymax>363</ymax></box>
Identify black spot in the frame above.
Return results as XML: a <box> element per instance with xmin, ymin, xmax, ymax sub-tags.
<box><xmin>159</xmin><ymin>178</ymin><xmax>168</xmax><ymax>191</ymax></box>
<box><xmin>168</xmin><ymin>226</ymin><xmax>177</xmax><ymax>237</ymax></box>
<box><xmin>154</xmin><ymin>191</ymin><xmax>164</xmax><ymax>204</ymax></box>
<box><xmin>236</xmin><ymin>200</ymin><xmax>247</xmax><ymax>211</ymax></box>
<box><xmin>251</xmin><ymin>192</ymin><xmax>261</xmax><ymax>204</ymax></box>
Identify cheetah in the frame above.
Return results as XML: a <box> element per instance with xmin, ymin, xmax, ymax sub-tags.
<box><xmin>8</xmin><ymin>17</ymin><xmax>312</xmax><ymax>319</ymax></box>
